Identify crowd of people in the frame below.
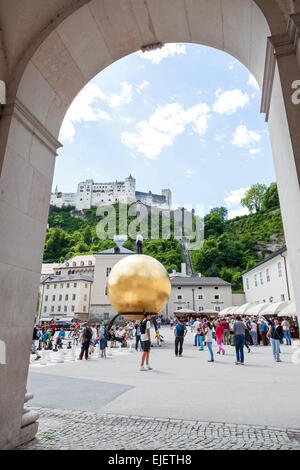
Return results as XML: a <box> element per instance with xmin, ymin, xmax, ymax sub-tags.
<box><xmin>31</xmin><ymin>314</ymin><xmax>294</xmax><ymax>369</ymax></box>
<box><xmin>173</xmin><ymin>315</ymin><xmax>293</xmax><ymax>364</ymax></box>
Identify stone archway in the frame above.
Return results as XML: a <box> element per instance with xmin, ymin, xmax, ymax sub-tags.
<box><xmin>0</xmin><ymin>0</ymin><xmax>300</xmax><ymax>450</ymax></box>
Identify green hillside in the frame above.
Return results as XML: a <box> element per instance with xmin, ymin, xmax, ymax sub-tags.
<box><xmin>190</xmin><ymin>183</ymin><xmax>284</xmax><ymax>291</ymax></box>
<box><xmin>44</xmin><ymin>204</ymin><xmax>184</xmax><ymax>273</ymax></box>
<box><xmin>44</xmin><ymin>182</ymin><xmax>284</xmax><ymax>289</ymax></box>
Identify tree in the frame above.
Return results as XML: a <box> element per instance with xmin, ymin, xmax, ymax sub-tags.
<box><xmin>204</xmin><ymin>208</ymin><xmax>226</xmax><ymax>238</ymax></box>
<box><xmin>262</xmin><ymin>182</ymin><xmax>280</xmax><ymax>211</ymax></box>
<box><xmin>241</xmin><ymin>184</ymin><xmax>267</xmax><ymax>213</ymax></box>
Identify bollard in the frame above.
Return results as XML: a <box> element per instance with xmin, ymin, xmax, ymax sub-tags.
<box><xmin>57</xmin><ymin>348</ymin><xmax>64</xmax><ymax>363</ymax></box>
<box><xmin>107</xmin><ymin>343</ymin><xmax>112</xmax><ymax>357</ymax></box>
<box><xmin>40</xmin><ymin>349</ymin><xmax>47</xmax><ymax>366</ymax></box>
<box><xmin>128</xmin><ymin>340</ymin><xmax>134</xmax><ymax>353</ymax></box>
<box><xmin>70</xmin><ymin>345</ymin><xmax>76</xmax><ymax>361</ymax></box>
<box><xmin>67</xmin><ymin>341</ymin><xmax>72</xmax><ymax>349</ymax></box>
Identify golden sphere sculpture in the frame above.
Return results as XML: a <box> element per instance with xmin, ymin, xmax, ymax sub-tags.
<box><xmin>107</xmin><ymin>254</ymin><xmax>171</xmax><ymax>320</ymax></box>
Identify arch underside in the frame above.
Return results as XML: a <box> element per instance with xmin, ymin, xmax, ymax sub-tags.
<box><xmin>15</xmin><ymin>0</ymin><xmax>273</xmax><ymax>140</ymax></box>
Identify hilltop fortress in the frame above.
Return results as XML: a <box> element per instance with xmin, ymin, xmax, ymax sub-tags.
<box><xmin>50</xmin><ymin>175</ymin><xmax>172</xmax><ymax>210</ymax></box>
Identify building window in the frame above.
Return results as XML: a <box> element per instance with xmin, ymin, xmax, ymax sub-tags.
<box><xmin>177</xmin><ymin>287</ymin><xmax>181</xmax><ymax>290</ymax></box>
<box><xmin>64</xmin><ymin>306</ymin><xmax>67</xmax><ymax>312</ymax></box>
<box><xmin>65</xmin><ymin>295</ymin><xmax>68</xmax><ymax>301</ymax></box>
<box><xmin>54</xmin><ymin>284</ymin><xmax>57</xmax><ymax>289</ymax></box>
<box><xmin>177</xmin><ymin>295</ymin><xmax>183</xmax><ymax>300</ymax></box>
<box><xmin>266</xmin><ymin>269</ymin><xmax>270</xmax><ymax>282</ymax></box>
<box><xmin>84</xmin><ymin>294</ymin><xmax>87</xmax><ymax>301</ymax></box>
<box><xmin>67</xmin><ymin>283</ymin><xmax>70</xmax><ymax>288</ymax></box>
<box><xmin>59</xmin><ymin>295</ymin><xmax>62</xmax><ymax>301</ymax></box>
<box><xmin>106</xmin><ymin>267</ymin><xmax>112</xmax><ymax>277</ymax></box>
<box><xmin>46</xmin><ymin>285</ymin><xmax>50</xmax><ymax>290</ymax></box>
<box><xmin>83</xmin><ymin>306</ymin><xmax>86</xmax><ymax>312</ymax></box>
<box><xmin>198</xmin><ymin>306</ymin><xmax>204</xmax><ymax>312</ymax></box>
<box><xmin>198</xmin><ymin>295</ymin><xmax>204</xmax><ymax>300</ymax></box>
<box><xmin>214</xmin><ymin>294</ymin><xmax>220</xmax><ymax>300</ymax></box>
<box><xmin>60</xmin><ymin>284</ymin><xmax>63</xmax><ymax>288</ymax></box>
<box><xmin>72</xmin><ymin>294</ymin><xmax>76</xmax><ymax>301</ymax></box>
<box><xmin>214</xmin><ymin>287</ymin><xmax>219</xmax><ymax>290</ymax></box>
<box><xmin>52</xmin><ymin>295</ymin><xmax>56</xmax><ymax>301</ymax></box>
<box><xmin>177</xmin><ymin>306</ymin><xmax>183</xmax><ymax>311</ymax></box>
<box><xmin>85</xmin><ymin>283</ymin><xmax>88</xmax><ymax>288</ymax></box>
<box><xmin>254</xmin><ymin>274</ymin><xmax>258</xmax><ymax>287</ymax></box>
<box><xmin>246</xmin><ymin>278</ymin><xmax>249</xmax><ymax>290</ymax></box>
<box><xmin>45</xmin><ymin>295</ymin><xmax>48</xmax><ymax>302</ymax></box>
<box><xmin>43</xmin><ymin>306</ymin><xmax>47</xmax><ymax>313</ymax></box>
<box><xmin>73</xmin><ymin>283</ymin><xmax>77</xmax><ymax>288</ymax></box>
<box><xmin>278</xmin><ymin>262</ymin><xmax>283</xmax><ymax>278</ymax></box>
<box><xmin>260</xmin><ymin>272</ymin><xmax>263</xmax><ymax>285</ymax></box>
<box><xmin>71</xmin><ymin>305</ymin><xmax>75</xmax><ymax>312</ymax></box>
<box><xmin>281</xmin><ymin>294</ymin><xmax>285</xmax><ymax>302</ymax></box>
<box><xmin>104</xmin><ymin>313</ymin><xmax>109</xmax><ymax>320</ymax></box>
<box><xmin>51</xmin><ymin>306</ymin><xmax>54</xmax><ymax>313</ymax></box>
<box><xmin>58</xmin><ymin>306</ymin><xmax>61</xmax><ymax>312</ymax></box>
<box><xmin>215</xmin><ymin>306</ymin><xmax>221</xmax><ymax>312</ymax></box>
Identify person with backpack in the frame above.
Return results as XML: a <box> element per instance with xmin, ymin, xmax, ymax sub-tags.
<box><xmin>79</xmin><ymin>322</ymin><xmax>92</xmax><ymax>360</ymax></box>
<box><xmin>264</xmin><ymin>316</ymin><xmax>284</xmax><ymax>362</ymax></box>
<box><xmin>174</xmin><ymin>319</ymin><xmax>187</xmax><ymax>357</ymax></box>
<box><xmin>140</xmin><ymin>313</ymin><xmax>153</xmax><ymax>371</ymax></box>
<box><xmin>99</xmin><ymin>322</ymin><xmax>109</xmax><ymax>358</ymax></box>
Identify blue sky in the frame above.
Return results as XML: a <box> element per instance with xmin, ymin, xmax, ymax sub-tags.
<box><xmin>55</xmin><ymin>43</ymin><xmax>275</xmax><ymax>219</ymax></box>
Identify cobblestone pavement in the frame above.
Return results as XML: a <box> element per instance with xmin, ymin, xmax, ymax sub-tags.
<box><xmin>18</xmin><ymin>407</ymin><xmax>300</xmax><ymax>450</ymax></box>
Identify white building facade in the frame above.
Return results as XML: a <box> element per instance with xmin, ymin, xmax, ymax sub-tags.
<box><xmin>50</xmin><ymin>175</ymin><xmax>172</xmax><ymax>211</ymax></box>
<box><xmin>39</xmin><ymin>275</ymin><xmax>93</xmax><ymax>322</ymax></box>
<box><xmin>242</xmin><ymin>247</ymin><xmax>294</xmax><ymax>304</ymax></box>
<box><xmin>164</xmin><ymin>276</ymin><xmax>236</xmax><ymax>317</ymax></box>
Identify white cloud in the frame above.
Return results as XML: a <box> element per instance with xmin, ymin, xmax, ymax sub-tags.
<box><xmin>59</xmin><ymin>83</ymin><xmax>111</xmax><ymax>142</ymax></box>
<box><xmin>225</xmin><ymin>187</ymin><xmax>250</xmax><ymax>208</ymax></box>
<box><xmin>225</xmin><ymin>187</ymin><xmax>250</xmax><ymax>219</ymax></box>
<box><xmin>136</xmin><ymin>80</ymin><xmax>150</xmax><ymax>93</ymax></box>
<box><xmin>213</xmin><ymin>89</ymin><xmax>249</xmax><ymax>115</ymax></box>
<box><xmin>232</xmin><ymin>125</ymin><xmax>262</xmax><ymax>148</ymax></box>
<box><xmin>105</xmin><ymin>81</ymin><xmax>133</xmax><ymax>108</ymax></box>
<box><xmin>228</xmin><ymin>207</ymin><xmax>250</xmax><ymax>219</ymax></box>
<box><xmin>121</xmin><ymin>102</ymin><xmax>210</xmax><ymax>159</ymax></box>
<box><xmin>247</xmin><ymin>73</ymin><xmax>260</xmax><ymax>90</ymax></box>
<box><xmin>249</xmin><ymin>148</ymin><xmax>261</xmax><ymax>155</ymax></box>
<box><xmin>185</xmin><ymin>170</ymin><xmax>194</xmax><ymax>179</ymax></box>
<box><xmin>137</xmin><ymin>43</ymin><xmax>186</xmax><ymax>64</ymax></box>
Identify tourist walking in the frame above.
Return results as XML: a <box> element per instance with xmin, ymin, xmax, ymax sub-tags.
<box><xmin>222</xmin><ymin>318</ymin><xmax>230</xmax><ymax>345</ymax></box>
<box><xmin>244</xmin><ymin>325</ymin><xmax>251</xmax><ymax>353</ymax></box>
<box><xmin>135</xmin><ymin>321</ymin><xmax>142</xmax><ymax>351</ymax></box>
<box><xmin>234</xmin><ymin>316</ymin><xmax>246</xmax><ymax>365</ymax></box>
<box><xmin>99</xmin><ymin>322</ymin><xmax>108</xmax><ymax>358</ymax></box>
<box><xmin>250</xmin><ymin>318</ymin><xmax>258</xmax><ymax>346</ymax></box>
<box><xmin>259</xmin><ymin>318</ymin><xmax>269</xmax><ymax>346</ymax></box>
<box><xmin>281</xmin><ymin>319</ymin><xmax>292</xmax><ymax>345</ymax></box>
<box><xmin>174</xmin><ymin>319</ymin><xmax>187</xmax><ymax>357</ymax></box>
<box><xmin>215</xmin><ymin>320</ymin><xmax>225</xmax><ymax>355</ymax></box>
<box><xmin>140</xmin><ymin>313</ymin><xmax>152</xmax><ymax>371</ymax></box>
<box><xmin>32</xmin><ymin>326</ymin><xmax>41</xmax><ymax>361</ymax></box>
<box><xmin>264</xmin><ymin>316</ymin><xmax>284</xmax><ymax>362</ymax></box>
<box><xmin>79</xmin><ymin>322</ymin><xmax>93</xmax><ymax>360</ymax></box>
<box><xmin>194</xmin><ymin>318</ymin><xmax>201</xmax><ymax>347</ymax></box>
<box><xmin>205</xmin><ymin>322</ymin><xmax>214</xmax><ymax>362</ymax></box>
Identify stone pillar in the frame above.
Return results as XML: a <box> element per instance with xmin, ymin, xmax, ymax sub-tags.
<box><xmin>0</xmin><ymin>98</ymin><xmax>61</xmax><ymax>449</ymax></box>
<box><xmin>261</xmin><ymin>18</ymin><xmax>300</xmax><ymax>330</ymax></box>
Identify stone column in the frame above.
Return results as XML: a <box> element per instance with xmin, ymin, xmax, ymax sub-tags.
<box><xmin>0</xmin><ymin>98</ymin><xmax>61</xmax><ymax>449</ymax></box>
<box><xmin>261</xmin><ymin>17</ymin><xmax>300</xmax><ymax>330</ymax></box>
